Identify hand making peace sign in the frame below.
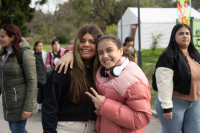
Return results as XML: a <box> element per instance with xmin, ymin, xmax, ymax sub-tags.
<box><xmin>85</xmin><ymin>87</ymin><xmax>106</xmax><ymax>109</ymax></box>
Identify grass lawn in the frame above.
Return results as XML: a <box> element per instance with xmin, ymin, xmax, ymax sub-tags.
<box><xmin>141</xmin><ymin>48</ymin><xmax>165</xmax><ymax>110</ymax></box>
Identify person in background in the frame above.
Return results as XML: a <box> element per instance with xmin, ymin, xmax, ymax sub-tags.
<box><xmin>123</xmin><ymin>37</ymin><xmax>137</xmax><ymax>64</ymax></box>
<box><xmin>155</xmin><ymin>23</ymin><xmax>200</xmax><ymax>133</ymax></box>
<box><xmin>45</xmin><ymin>39</ymin><xmax>65</xmax><ymax>68</ymax></box>
<box><xmin>42</xmin><ymin>24</ymin><xmax>104</xmax><ymax>133</ymax></box>
<box><xmin>0</xmin><ymin>24</ymin><xmax>37</xmax><ymax>133</ymax></box>
<box><xmin>32</xmin><ymin>41</ymin><xmax>47</xmax><ymax>111</ymax></box>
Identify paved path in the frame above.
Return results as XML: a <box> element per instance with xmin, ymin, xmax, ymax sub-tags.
<box><xmin>0</xmin><ymin>96</ymin><xmax>161</xmax><ymax>133</ymax></box>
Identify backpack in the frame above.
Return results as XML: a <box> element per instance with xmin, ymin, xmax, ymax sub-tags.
<box><xmin>18</xmin><ymin>48</ymin><xmax>46</xmax><ymax>88</ymax></box>
<box><xmin>17</xmin><ymin>48</ymin><xmax>28</xmax><ymax>78</ymax></box>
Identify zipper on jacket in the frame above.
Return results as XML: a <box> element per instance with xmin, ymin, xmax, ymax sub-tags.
<box><xmin>2</xmin><ymin>54</ymin><xmax>10</xmax><ymax>120</ymax></box>
<box><xmin>14</xmin><ymin>87</ymin><xmax>17</xmax><ymax>102</ymax></box>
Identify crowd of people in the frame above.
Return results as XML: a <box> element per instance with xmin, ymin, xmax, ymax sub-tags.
<box><xmin>0</xmin><ymin>23</ymin><xmax>199</xmax><ymax>133</ymax></box>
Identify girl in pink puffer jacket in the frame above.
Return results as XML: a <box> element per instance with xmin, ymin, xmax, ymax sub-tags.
<box><xmin>86</xmin><ymin>34</ymin><xmax>152</xmax><ymax>133</ymax></box>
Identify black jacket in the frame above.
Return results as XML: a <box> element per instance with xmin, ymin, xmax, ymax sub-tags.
<box><xmin>156</xmin><ymin>49</ymin><xmax>200</xmax><ymax>95</ymax></box>
<box><xmin>42</xmin><ymin>67</ymin><xmax>96</xmax><ymax>133</ymax></box>
<box><xmin>34</xmin><ymin>52</ymin><xmax>46</xmax><ymax>87</ymax></box>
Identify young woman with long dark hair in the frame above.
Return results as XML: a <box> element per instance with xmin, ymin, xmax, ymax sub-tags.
<box><xmin>45</xmin><ymin>39</ymin><xmax>65</xmax><ymax>68</ymax></box>
<box><xmin>155</xmin><ymin>24</ymin><xmax>200</xmax><ymax>133</ymax></box>
<box><xmin>32</xmin><ymin>41</ymin><xmax>47</xmax><ymax>110</ymax></box>
<box><xmin>42</xmin><ymin>24</ymin><xmax>103</xmax><ymax>133</ymax></box>
<box><xmin>123</xmin><ymin>37</ymin><xmax>137</xmax><ymax>63</ymax></box>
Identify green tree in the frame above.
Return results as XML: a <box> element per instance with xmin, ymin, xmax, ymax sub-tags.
<box><xmin>192</xmin><ymin>0</ymin><xmax>200</xmax><ymax>11</ymax></box>
<box><xmin>68</xmin><ymin>0</ymin><xmax>138</xmax><ymax>29</ymax></box>
<box><xmin>26</xmin><ymin>10</ymin><xmax>55</xmax><ymax>38</ymax></box>
<box><xmin>0</xmin><ymin>0</ymin><xmax>47</xmax><ymax>36</ymax></box>
<box><xmin>67</xmin><ymin>0</ymin><xmax>93</xmax><ymax>27</ymax></box>
<box><xmin>38</xmin><ymin>21</ymin><xmax>54</xmax><ymax>43</ymax></box>
<box><xmin>66</xmin><ymin>0</ymin><xmax>177</xmax><ymax>29</ymax></box>
<box><xmin>140</xmin><ymin>0</ymin><xmax>176</xmax><ymax>7</ymax></box>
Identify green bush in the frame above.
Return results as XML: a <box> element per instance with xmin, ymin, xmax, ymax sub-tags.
<box><xmin>53</xmin><ymin>22</ymin><xmax>76</xmax><ymax>44</ymax></box>
<box><xmin>104</xmin><ymin>24</ymin><xmax>118</xmax><ymax>35</ymax></box>
<box><xmin>57</xmin><ymin>36</ymin><xmax>71</xmax><ymax>44</ymax></box>
<box><xmin>151</xmin><ymin>33</ymin><xmax>163</xmax><ymax>52</ymax></box>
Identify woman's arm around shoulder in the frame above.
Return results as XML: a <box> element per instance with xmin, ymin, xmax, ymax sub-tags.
<box><xmin>55</xmin><ymin>45</ymin><xmax>74</xmax><ymax>73</ymax></box>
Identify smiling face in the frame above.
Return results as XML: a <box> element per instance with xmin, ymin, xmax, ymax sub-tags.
<box><xmin>35</xmin><ymin>43</ymin><xmax>43</xmax><ymax>53</ymax></box>
<box><xmin>0</xmin><ymin>29</ymin><xmax>14</xmax><ymax>49</ymax></box>
<box><xmin>97</xmin><ymin>39</ymin><xmax>123</xmax><ymax>70</ymax></box>
<box><xmin>175</xmin><ymin>27</ymin><xmax>191</xmax><ymax>50</ymax></box>
<box><xmin>79</xmin><ymin>33</ymin><xmax>96</xmax><ymax>62</ymax></box>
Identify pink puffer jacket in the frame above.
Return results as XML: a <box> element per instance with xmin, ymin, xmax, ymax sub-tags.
<box><xmin>95</xmin><ymin>57</ymin><xmax>152</xmax><ymax>133</ymax></box>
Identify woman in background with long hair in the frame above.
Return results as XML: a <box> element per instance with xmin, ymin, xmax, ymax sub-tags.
<box><xmin>46</xmin><ymin>39</ymin><xmax>65</xmax><ymax>68</ymax></box>
<box><xmin>155</xmin><ymin>24</ymin><xmax>200</xmax><ymax>133</ymax></box>
<box><xmin>123</xmin><ymin>37</ymin><xmax>137</xmax><ymax>63</ymax></box>
<box><xmin>32</xmin><ymin>41</ymin><xmax>47</xmax><ymax>111</ymax></box>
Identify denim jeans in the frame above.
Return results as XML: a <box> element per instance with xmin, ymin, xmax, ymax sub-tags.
<box><xmin>8</xmin><ymin>120</ymin><xmax>28</xmax><ymax>133</ymax></box>
<box><xmin>155</xmin><ymin>94</ymin><xmax>200</xmax><ymax>133</ymax></box>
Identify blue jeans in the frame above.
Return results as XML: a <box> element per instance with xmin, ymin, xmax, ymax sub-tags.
<box><xmin>8</xmin><ymin>120</ymin><xmax>28</xmax><ymax>133</ymax></box>
<box><xmin>155</xmin><ymin>94</ymin><xmax>200</xmax><ymax>133</ymax></box>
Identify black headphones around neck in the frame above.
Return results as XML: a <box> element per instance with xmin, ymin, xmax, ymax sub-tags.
<box><xmin>100</xmin><ymin>57</ymin><xmax>129</xmax><ymax>77</ymax></box>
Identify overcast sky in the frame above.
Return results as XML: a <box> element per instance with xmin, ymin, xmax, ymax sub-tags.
<box><xmin>30</xmin><ymin>0</ymin><xmax>68</xmax><ymax>14</ymax></box>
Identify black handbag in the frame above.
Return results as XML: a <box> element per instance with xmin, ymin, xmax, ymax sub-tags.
<box><xmin>46</xmin><ymin>65</ymin><xmax>54</xmax><ymax>74</ymax></box>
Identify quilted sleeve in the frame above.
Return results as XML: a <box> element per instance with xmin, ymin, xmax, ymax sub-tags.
<box><xmin>22</xmin><ymin>49</ymin><xmax>37</xmax><ymax>112</ymax></box>
<box><xmin>99</xmin><ymin>82</ymin><xmax>152</xmax><ymax>130</ymax></box>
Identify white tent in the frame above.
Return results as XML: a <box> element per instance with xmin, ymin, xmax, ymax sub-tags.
<box><xmin>118</xmin><ymin>8</ymin><xmax>200</xmax><ymax>50</ymax></box>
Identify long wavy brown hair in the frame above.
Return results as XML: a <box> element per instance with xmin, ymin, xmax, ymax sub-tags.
<box><xmin>67</xmin><ymin>24</ymin><xmax>104</xmax><ymax>104</ymax></box>
<box><xmin>0</xmin><ymin>24</ymin><xmax>22</xmax><ymax>57</ymax></box>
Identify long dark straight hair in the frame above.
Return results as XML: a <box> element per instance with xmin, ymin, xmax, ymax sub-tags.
<box><xmin>157</xmin><ymin>23</ymin><xmax>200</xmax><ymax>64</ymax></box>
<box><xmin>51</xmin><ymin>39</ymin><xmax>61</xmax><ymax>58</ymax></box>
<box><xmin>33</xmin><ymin>41</ymin><xmax>42</xmax><ymax>51</ymax></box>
<box><xmin>67</xmin><ymin>24</ymin><xmax>104</xmax><ymax>104</ymax></box>
<box><xmin>0</xmin><ymin>24</ymin><xmax>22</xmax><ymax>57</ymax></box>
